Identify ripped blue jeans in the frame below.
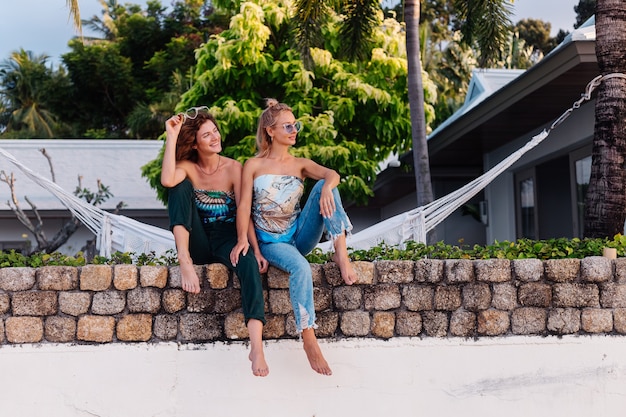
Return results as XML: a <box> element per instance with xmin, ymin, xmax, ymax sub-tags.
<box><xmin>257</xmin><ymin>180</ymin><xmax>352</xmax><ymax>332</ymax></box>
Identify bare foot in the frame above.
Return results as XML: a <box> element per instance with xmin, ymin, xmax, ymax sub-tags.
<box><xmin>180</xmin><ymin>261</ymin><xmax>200</xmax><ymax>293</ymax></box>
<box><xmin>249</xmin><ymin>349</ymin><xmax>269</xmax><ymax>377</ymax></box>
<box><xmin>333</xmin><ymin>252</ymin><xmax>358</xmax><ymax>285</ymax></box>
<box><xmin>302</xmin><ymin>329</ymin><xmax>332</xmax><ymax>376</ymax></box>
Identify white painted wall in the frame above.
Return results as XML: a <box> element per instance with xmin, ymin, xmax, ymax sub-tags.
<box><xmin>1</xmin><ymin>336</ymin><xmax>624</xmax><ymax>417</ymax></box>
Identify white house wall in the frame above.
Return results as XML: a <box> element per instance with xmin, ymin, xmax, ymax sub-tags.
<box><xmin>484</xmin><ymin>100</ymin><xmax>596</xmax><ymax>242</ymax></box>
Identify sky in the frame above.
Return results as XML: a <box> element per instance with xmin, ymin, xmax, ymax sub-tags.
<box><xmin>0</xmin><ymin>0</ymin><xmax>581</xmax><ymax>67</ymax></box>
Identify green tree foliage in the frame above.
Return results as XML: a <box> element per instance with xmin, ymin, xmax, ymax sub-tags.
<box><xmin>142</xmin><ymin>0</ymin><xmax>437</xmax><ymax>205</ymax></box>
<box><xmin>515</xmin><ymin>18</ymin><xmax>555</xmax><ymax>57</ymax></box>
<box><xmin>575</xmin><ymin>0</ymin><xmax>596</xmax><ymax>29</ymax></box>
<box><xmin>0</xmin><ymin>50</ymin><xmax>71</xmax><ymax>138</ymax></box>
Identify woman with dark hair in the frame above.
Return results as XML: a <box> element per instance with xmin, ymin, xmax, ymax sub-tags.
<box><xmin>231</xmin><ymin>99</ymin><xmax>357</xmax><ymax>376</ymax></box>
<box><xmin>161</xmin><ymin>106</ymin><xmax>269</xmax><ymax>377</ymax></box>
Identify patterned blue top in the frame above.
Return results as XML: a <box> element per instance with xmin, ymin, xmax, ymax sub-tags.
<box><xmin>252</xmin><ymin>174</ymin><xmax>304</xmax><ymax>243</ymax></box>
<box><xmin>194</xmin><ymin>189</ymin><xmax>236</xmax><ymax>223</ymax></box>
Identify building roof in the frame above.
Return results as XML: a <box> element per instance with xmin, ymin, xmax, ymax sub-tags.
<box><xmin>0</xmin><ymin>140</ymin><xmax>165</xmax><ymax>212</ymax></box>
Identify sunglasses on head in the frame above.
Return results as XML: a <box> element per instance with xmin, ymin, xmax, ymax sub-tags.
<box><xmin>282</xmin><ymin>121</ymin><xmax>302</xmax><ymax>134</ymax></box>
<box><xmin>178</xmin><ymin>106</ymin><xmax>209</xmax><ymax>122</ymax></box>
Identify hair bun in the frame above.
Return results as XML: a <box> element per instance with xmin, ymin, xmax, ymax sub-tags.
<box><xmin>265</xmin><ymin>98</ymin><xmax>279</xmax><ymax>108</ymax></box>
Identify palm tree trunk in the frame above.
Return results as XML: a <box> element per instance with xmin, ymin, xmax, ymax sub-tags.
<box><xmin>406</xmin><ymin>0</ymin><xmax>435</xmax><ymax>241</ymax></box>
<box><xmin>584</xmin><ymin>0</ymin><xmax>626</xmax><ymax>237</ymax></box>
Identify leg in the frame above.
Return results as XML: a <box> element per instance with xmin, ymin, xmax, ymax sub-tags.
<box><xmin>260</xmin><ymin>242</ymin><xmax>331</xmax><ymax>375</ymax></box>
<box><xmin>210</xmin><ymin>222</ymin><xmax>268</xmax><ymax>376</ymax></box>
<box><xmin>247</xmin><ymin>318</ymin><xmax>269</xmax><ymax>377</ymax></box>
<box><xmin>296</xmin><ymin>180</ymin><xmax>357</xmax><ymax>285</ymax></box>
<box><xmin>167</xmin><ymin>180</ymin><xmax>211</xmax><ymax>293</ymax></box>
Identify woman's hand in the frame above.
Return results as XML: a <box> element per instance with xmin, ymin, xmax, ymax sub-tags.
<box><xmin>319</xmin><ymin>184</ymin><xmax>336</xmax><ymax>218</ymax></box>
<box><xmin>254</xmin><ymin>250</ymin><xmax>269</xmax><ymax>274</ymax></box>
<box><xmin>230</xmin><ymin>239</ymin><xmax>250</xmax><ymax>266</ymax></box>
<box><xmin>165</xmin><ymin>114</ymin><xmax>184</xmax><ymax>139</ymax></box>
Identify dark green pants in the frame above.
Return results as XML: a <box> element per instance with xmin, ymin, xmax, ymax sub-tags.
<box><xmin>168</xmin><ymin>179</ymin><xmax>265</xmax><ymax>324</ymax></box>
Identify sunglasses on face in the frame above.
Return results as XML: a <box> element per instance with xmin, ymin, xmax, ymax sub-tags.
<box><xmin>178</xmin><ymin>106</ymin><xmax>210</xmax><ymax>122</ymax></box>
<box><xmin>282</xmin><ymin>121</ymin><xmax>302</xmax><ymax>134</ymax></box>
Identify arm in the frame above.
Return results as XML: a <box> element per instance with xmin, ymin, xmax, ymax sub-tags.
<box><xmin>160</xmin><ymin>115</ymin><xmax>188</xmax><ymax>188</ymax></box>
<box><xmin>301</xmin><ymin>158</ymin><xmax>341</xmax><ymax>218</ymax></box>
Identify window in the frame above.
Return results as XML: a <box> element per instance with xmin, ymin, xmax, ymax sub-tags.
<box><xmin>515</xmin><ymin>169</ymin><xmax>537</xmax><ymax>239</ymax></box>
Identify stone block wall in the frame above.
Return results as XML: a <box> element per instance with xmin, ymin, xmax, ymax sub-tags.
<box><xmin>1</xmin><ymin>256</ymin><xmax>626</xmax><ymax>344</ymax></box>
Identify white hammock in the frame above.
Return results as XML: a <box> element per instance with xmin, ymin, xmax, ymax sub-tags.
<box><xmin>0</xmin><ymin>74</ymin><xmax>616</xmax><ymax>257</ymax></box>
<box><xmin>0</xmin><ymin>146</ymin><xmax>176</xmax><ymax>258</ymax></box>
<box><xmin>318</xmin><ymin>74</ymin><xmax>613</xmax><ymax>252</ymax></box>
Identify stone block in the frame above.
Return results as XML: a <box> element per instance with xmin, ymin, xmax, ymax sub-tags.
<box><xmin>91</xmin><ymin>291</ymin><xmax>126</xmax><ymax>315</ymax></box>
<box><xmin>266</xmin><ymin>267</ymin><xmax>289</xmax><ymax>289</ymax></box>
<box><xmin>402</xmin><ymin>285</ymin><xmax>433</xmax><ymax>311</ymax></box>
<box><xmin>59</xmin><ymin>292</ymin><xmax>91</xmax><ymax>316</ymax></box>
<box><xmin>206</xmin><ymin>264</ymin><xmax>229</xmax><ymax>289</ymax></box>
<box><xmin>0</xmin><ymin>291</ymin><xmax>9</xmax><ymax>314</ymax></box>
<box><xmin>581</xmin><ymin>308</ymin><xmax>613</xmax><ymax>333</ymax></box>
<box><xmin>376</xmin><ymin>260</ymin><xmax>414</xmax><ymax>284</ymax></box>
<box><xmin>434</xmin><ymin>286</ymin><xmax>461</xmax><ymax>311</ymax></box>
<box><xmin>491</xmin><ymin>283</ymin><xmax>518</xmax><ymax>310</ymax></box>
<box><xmin>462</xmin><ymin>282</ymin><xmax>491</xmax><ymax>311</ymax></box>
<box><xmin>340</xmin><ymin>311</ymin><xmax>370</xmax><ymax>336</ymax></box>
<box><xmin>80</xmin><ymin>265</ymin><xmax>113</xmax><ymax>291</ymax></box>
<box><xmin>0</xmin><ymin>267</ymin><xmax>36</xmax><ymax>291</ymax></box>
<box><xmin>614</xmin><ymin>258</ymin><xmax>626</xmax><ymax>283</ymax></box>
<box><xmin>263</xmin><ymin>315</ymin><xmax>286</xmax><ymax>339</ymax></box>
<box><xmin>45</xmin><ymin>316</ymin><xmax>76</xmax><ymax>342</ymax></box>
<box><xmin>315</xmin><ymin>311</ymin><xmax>339</xmax><ymax>337</ymax></box>
<box><xmin>518</xmin><ymin>282</ymin><xmax>552</xmax><ymax>307</ymax></box>
<box><xmin>395</xmin><ymin>311</ymin><xmax>422</xmax><ymax>336</ymax></box>
<box><xmin>613</xmin><ymin>308</ymin><xmax>626</xmax><ymax>334</ymax></box>
<box><xmin>450</xmin><ymin>310</ymin><xmax>476</xmax><ymax>337</ymax></box>
<box><xmin>37</xmin><ymin>266</ymin><xmax>78</xmax><ymax>291</ymax></box>
<box><xmin>581</xmin><ymin>256</ymin><xmax>613</xmax><ymax>283</ymax></box>
<box><xmin>179</xmin><ymin>313</ymin><xmax>222</xmax><ymax>341</ymax></box>
<box><xmin>117</xmin><ymin>314</ymin><xmax>152</xmax><ymax>341</ymax></box>
<box><xmin>511</xmin><ymin>307</ymin><xmax>547</xmax><ymax>335</ymax></box>
<box><xmin>333</xmin><ymin>286</ymin><xmax>362</xmax><ymax>310</ymax></box>
<box><xmin>77</xmin><ymin>315</ymin><xmax>115</xmax><ymax>342</ymax></box>
<box><xmin>512</xmin><ymin>259</ymin><xmax>544</xmax><ymax>282</ymax></box>
<box><xmin>140</xmin><ymin>265</ymin><xmax>168</xmax><ymax>288</ymax></box>
<box><xmin>474</xmin><ymin>259</ymin><xmax>511</xmax><ymax>283</ymax></box>
<box><xmin>5</xmin><ymin>316</ymin><xmax>43</xmax><ymax>343</ymax></box>
<box><xmin>477</xmin><ymin>310</ymin><xmax>510</xmax><ymax>336</ymax></box>
<box><xmin>12</xmin><ymin>291</ymin><xmax>57</xmax><ymax>316</ymax></box>
<box><xmin>154</xmin><ymin>314</ymin><xmax>178</xmax><ymax>340</ymax></box>
<box><xmin>213</xmin><ymin>288</ymin><xmax>242</xmax><ymax>313</ymax></box>
<box><xmin>162</xmin><ymin>289</ymin><xmax>186</xmax><ymax>313</ymax></box>
<box><xmin>224</xmin><ymin>312</ymin><xmax>248</xmax><ymax>339</ymax></box>
<box><xmin>187</xmin><ymin>290</ymin><xmax>215</xmax><ymax>313</ymax></box>
<box><xmin>415</xmin><ymin>259</ymin><xmax>444</xmax><ymax>283</ymax></box>
<box><xmin>113</xmin><ymin>264</ymin><xmax>138</xmax><ymax>290</ymax></box>
<box><xmin>371</xmin><ymin>311</ymin><xmax>395</xmax><ymax>339</ymax></box>
<box><xmin>364</xmin><ymin>284</ymin><xmax>401</xmax><ymax>311</ymax></box>
<box><xmin>127</xmin><ymin>287</ymin><xmax>161</xmax><ymax>313</ymax></box>
<box><xmin>313</xmin><ymin>287</ymin><xmax>332</xmax><ymax>311</ymax></box>
<box><xmin>553</xmin><ymin>283</ymin><xmax>599</xmax><ymax>308</ymax></box>
<box><xmin>269</xmin><ymin>289</ymin><xmax>292</xmax><ymax>314</ymax></box>
<box><xmin>444</xmin><ymin>259</ymin><xmax>474</xmax><ymax>284</ymax></box>
<box><xmin>422</xmin><ymin>311</ymin><xmax>448</xmax><ymax>337</ymax></box>
<box><xmin>545</xmin><ymin>259</ymin><xmax>580</xmax><ymax>282</ymax></box>
<box><xmin>547</xmin><ymin>308</ymin><xmax>580</xmax><ymax>334</ymax></box>
<box><xmin>600</xmin><ymin>283</ymin><xmax>626</xmax><ymax>308</ymax></box>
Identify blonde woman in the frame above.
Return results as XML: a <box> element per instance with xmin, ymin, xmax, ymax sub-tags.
<box><xmin>231</xmin><ymin>99</ymin><xmax>357</xmax><ymax>376</ymax></box>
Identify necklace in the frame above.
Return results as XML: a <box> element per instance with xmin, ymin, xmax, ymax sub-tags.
<box><xmin>197</xmin><ymin>156</ymin><xmax>221</xmax><ymax>176</ymax></box>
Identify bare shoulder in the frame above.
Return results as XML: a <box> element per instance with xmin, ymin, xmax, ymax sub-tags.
<box><xmin>221</xmin><ymin>155</ymin><xmax>243</xmax><ymax>170</ymax></box>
